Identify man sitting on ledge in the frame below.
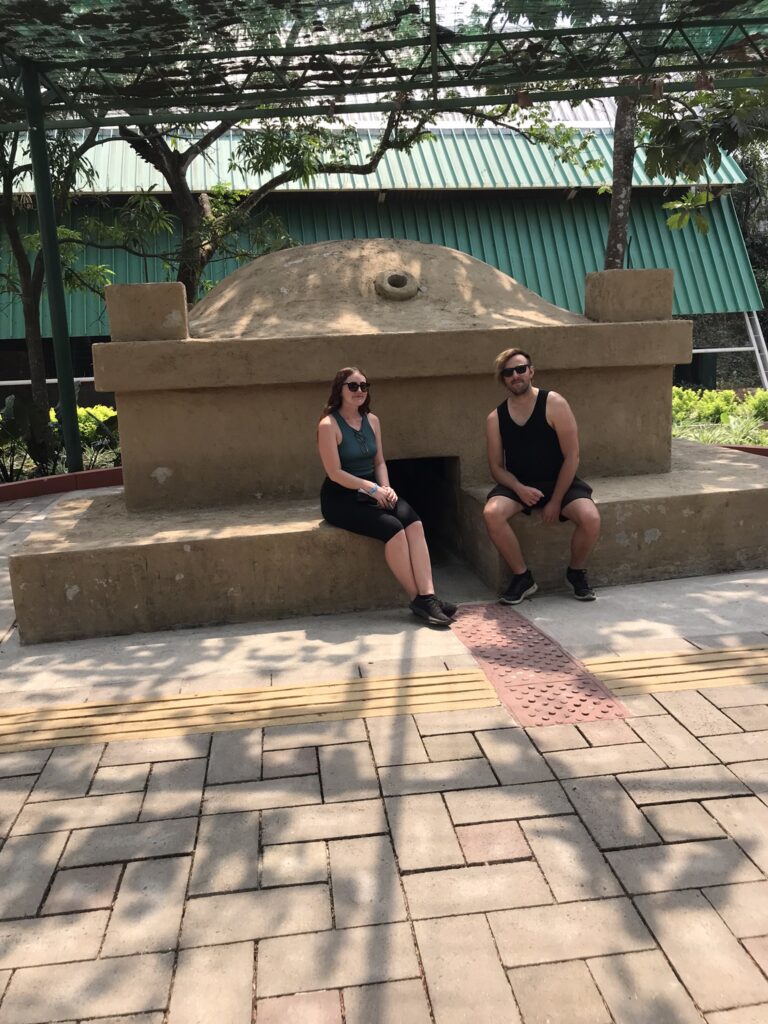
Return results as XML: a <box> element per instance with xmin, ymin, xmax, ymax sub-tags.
<box><xmin>483</xmin><ymin>347</ymin><xmax>601</xmax><ymax>604</ymax></box>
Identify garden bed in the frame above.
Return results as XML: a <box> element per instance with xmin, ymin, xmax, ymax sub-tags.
<box><xmin>0</xmin><ymin>466</ymin><xmax>123</xmax><ymax>502</ymax></box>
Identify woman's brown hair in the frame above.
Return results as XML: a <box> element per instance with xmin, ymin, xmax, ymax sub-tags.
<box><xmin>322</xmin><ymin>367</ymin><xmax>371</xmax><ymax>418</ymax></box>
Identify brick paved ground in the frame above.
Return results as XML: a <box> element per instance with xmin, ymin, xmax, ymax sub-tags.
<box><xmin>3</xmin><ymin>689</ymin><xmax>768</xmax><ymax>1022</ymax></box>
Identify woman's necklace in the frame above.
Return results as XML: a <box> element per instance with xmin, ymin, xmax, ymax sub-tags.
<box><xmin>340</xmin><ymin>411</ymin><xmax>370</xmax><ymax>456</ymax></box>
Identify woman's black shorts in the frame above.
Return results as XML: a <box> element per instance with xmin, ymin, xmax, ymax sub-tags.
<box><xmin>321</xmin><ymin>478</ymin><xmax>421</xmax><ymax>543</ymax></box>
<box><xmin>486</xmin><ymin>477</ymin><xmax>594</xmax><ymax>522</ymax></box>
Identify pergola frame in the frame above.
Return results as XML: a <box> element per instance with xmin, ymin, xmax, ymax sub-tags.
<box><xmin>1</xmin><ymin>1</ymin><xmax>767</xmax><ymax>472</ymax></box>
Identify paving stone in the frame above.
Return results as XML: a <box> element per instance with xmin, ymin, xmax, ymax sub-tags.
<box><xmin>456</xmin><ymin>820</ymin><xmax>531</xmax><ymax>864</ymax></box>
<box><xmin>77</xmin><ymin>1016</ymin><xmax>163</xmax><ymax>1024</ymax></box>
<box><xmin>630</xmin><ymin>715</ymin><xmax>719</xmax><ymax>767</ymax></box>
<box><xmin>588</xmin><ymin>949</ymin><xmax>703</xmax><ymax>1024</ymax></box>
<box><xmin>704</xmin><ymin>881</ymin><xmax>768</xmax><ymax>938</ymax></box>
<box><xmin>256</xmin><ymin>991</ymin><xmax>342</xmax><ymax>1024</ymax></box>
<box><xmin>423</xmin><ymin>733</ymin><xmax>482</xmax><ymax>761</ymax></box>
<box><xmin>405</xmin><ymin>860</ymin><xmax>551</xmax><ymax>918</ymax></box>
<box><xmin>636</xmin><ymin>889</ymin><xmax>768</xmax><ymax>1012</ymax></box>
<box><xmin>182</xmin><ymin>884</ymin><xmax>330</xmax><ymax>947</ymax></box>
<box><xmin>330</xmin><ymin>835</ymin><xmax>406</xmax><ymax>926</ymax></box>
<box><xmin>522</xmin><ymin>815</ymin><xmax>622</xmax><ymax>899</ymax></box>
<box><xmin>262</xmin><ymin>746</ymin><xmax>317</xmax><ymax>779</ymax></box>
<box><xmin>644</xmin><ymin>802</ymin><xmax>725</xmax><ymax>842</ymax></box>
<box><xmin>0</xmin><ymin>951</ymin><xmax>174</xmax><ymax>1024</ymax></box>
<box><xmin>730</xmin><ymin>761</ymin><xmax>768</xmax><ymax>805</ymax></box>
<box><xmin>385</xmin><ymin>793</ymin><xmax>464</xmax><ymax>871</ymax></box>
<box><xmin>704</xmin><ymin>685</ymin><xmax>768</xmax><ymax>709</ymax></box>
<box><xmin>263</xmin><ymin>719</ymin><xmax>367</xmax><ymax>750</ymax></box>
<box><xmin>414</xmin><ymin>706</ymin><xmax>517</xmax><ymax>736</ymax></box>
<box><xmin>688</xmin><ymin>632</ymin><xmax>768</xmax><ymax>650</ymax></box>
<box><xmin>445</xmin><ymin>781</ymin><xmax>572</xmax><ymax>825</ymax></box>
<box><xmin>562</xmin><ymin>776</ymin><xmax>660</xmax><ymax>850</ymax></box>
<box><xmin>262</xmin><ymin>798</ymin><xmax>387</xmax><ymax>844</ymax></box>
<box><xmin>101</xmin><ymin>734</ymin><xmax>211</xmax><ymax>766</ymax></box>
<box><xmin>527</xmin><ymin>725</ymin><xmax>588</xmax><ymax>753</ymax></box>
<box><xmin>0</xmin><ymin>910</ymin><xmax>108</xmax><ymax>969</ymax></box>
<box><xmin>258</xmin><ymin>922</ymin><xmax>419</xmax><ymax>996</ymax></box>
<box><xmin>475</xmin><ymin>728</ymin><xmax>554</xmax><ymax>784</ymax></box>
<box><xmin>0</xmin><ymin>974</ymin><xmax>9</xmax><ymax>1006</ymax></box>
<box><xmin>0</xmin><ymin>750</ymin><xmax>50</xmax><ymax>779</ymax></box>
<box><xmin>42</xmin><ymin>864</ymin><xmax>122</xmax><ymax>914</ymax></box>
<box><xmin>62</xmin><ymin>816</ymin><xmax>198</xmax><ymax>867</ymax></box>
<box><xmin>202</xmin><ymin>774</ymin><xmax>321</xmax><ymax>814</ymax></box>
<box><xmin>0</xmin><ymin>776</ymin><xmax>36</xmax><ymax>838</ymax></box>
<box><xmin>102</xmin><ymin>855</ymin><xmax>191</xmax><ymax>955</ymax></box>
<box><xmin>379</xmin><ymin>758</ymin><xmax>497</xmax><ymax>797</ymax></box>
<box><xmin>319</xmin><ymin>742</ymin><xmax>379</xmax><ymax>802</ymax></box>
<box><xmin>726</xmin><ymin>707</ymin><xmax>768</xmax><ymax>731</ymax></box>
<box><xmin>579</xmin><ymin>720</ymin><xmax>641</xmax><ymax>746</ymax></box>
<box><xmin>744</xmin><ymin>936</ymin><xmax>768</xmax><ymax>976</ymax></box>
<box><xmin>489</xmin><ymin>898</ymin><xmax>654</xmax><ymax>966</ymax></box>
<box><xmin>261</xmin><ymin>841</ymin><xmax>328</xmax><ymax>887</ymax></box>
<box><xmin>89</xmin><ymin>763</ymin><xmax>150</xmax><ymax>795</ymax></box>
<box><xmin>703</xmin><ymin>797</ymin><xmax>768</xmax><ymax>874</ymax></box>
<box><xmin>141</xmin><ymin>758</ymin><xmax>207</xmax><ymax>820</ymax></box>
<box><xmin>207</xmin><ymin>728</ymin><xmax>262</xmax><ymax>784</ymax></box>
<box><xmin>167</xmin><ymin>941</ymin><xmax>254</xmax><ymax>1024</ymax></box>
<box><xmin>344</xmin><ymin>979</ymin><xmax>431</xmax><ymax>1024</ymax></box>
<box><xmin>365</xmin><ymin>715</ymin><xmax>429</xmax><ymax>766</ymax></box>
<box><xmin>607</xmin><ymin>838</ymin><xmax>762</xmax><ymax>894</ymax></box>
<box><xmin>0</xmin><ymin>832</ymin><xmax>68</xmax><ymax>918</ymax></box>
<box><xmin>619</xmin><ymin>765</ymin><xmax>750</xmax><ymax>805</ymax></box>
<box><xmin>12</xmin><ymin>791</ymin><xmax>143</xmax><ymax>835</ymax></box>
<box><xmin>706</xmin><ymin>1008</ymin><xmax>768</xmax><ymax>1024</ymax></box>
<box><xmin>616</xmin><ymin>694</ymin><xmax>664</xmax><ymax>718</ymax></box>
<box><xmin>545</xmin><ymin>744</ymin><xmax>664</xmax><ymax>779</ymax></box>
<box><xmin>509</xmin><ymin>961</ymin><xmax>610</xmax><ymax>1024</ymax></box>
<box><xmin>653</xmin><ymin>691</ymin><xmax>741</xmax><ymax>736</ymax></box>
<box><xmin>415</xmin><ymin>915</ymin><xmax>521</xmax><ymax>1024</ymax></box>
<box><xmin>189</xmin><ymin>810</ymin><xmax>259</xmax><ymax>895</ymax></box>
<box><xmin>27</xmin><ymin>744</ymin><xmax>103</xmax><ymax>803</ymax></box>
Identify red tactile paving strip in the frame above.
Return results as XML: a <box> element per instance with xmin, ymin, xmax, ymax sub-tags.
<box><xmin>452</xmin><ymin>604</ymin><xmax>627</xmax><ymax>727</ymax></box>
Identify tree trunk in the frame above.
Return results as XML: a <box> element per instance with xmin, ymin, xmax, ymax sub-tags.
<box><xmin>604</xmin><ymin>94</ymin><xmax>638</xmax><ymax>270</ymax></box>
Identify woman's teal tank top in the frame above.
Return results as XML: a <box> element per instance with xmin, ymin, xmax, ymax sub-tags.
<box><xmin>331</xmin><ymin>410</ymin><xmax>377</xmax><ymax>478</ymax></box>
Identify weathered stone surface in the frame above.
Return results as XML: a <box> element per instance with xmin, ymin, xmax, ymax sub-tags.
<box><xmin>630</xmin><ymin>715</ymin><xmax>719</xmax><ymax>767</ymax></box>
<box><xmin>702</xmin><ymin>731</ymin><xmax>768</xmax><ymax>763</ymax></box>
<box><xmin>653</xmin><ymin>691</ymin><xmax>740</xmax><ymax>736</ymax></box>
<box><xmin>42</xmin><ymin>864</ymin><xmax>122</xmax><ymax>915</ymax></box>
<box><xmin>262</xmin><ymin>746</ymin><xmax>317</xmax><ymax>779</ymax></box>
<box><xmin>705</xmin><ymin>1007</ymin><xmax>768</xmax><ymax>1024</ymax></box>
<box><xmin>330</xmin><ymin>836</ymin><xmax>406</xmax><ymax>926</ymax></box>
<box><xmin>208</xmin><ymin>727</ymin><xmax>262</xmax><ymax>783</ymax></box>
<box><xmin>62</xmin><ymin>816</ymin><xmax>198</xmax><ymax>867</ymax></box>
<box><xmin>562</xmin><ymin>777</ymin><xmax>659</xmax><ymax>849</ymax></box>
<box><xmin>0</xmin><ymin>777</ymin><xmax>35</xmax><ymax>838</ymax></box>
<box><xmin>404</xmin><ymin>861</ymin><xmax>551</xmax><ymax>918</ymax></box>
<box><xmin>546</xmin><ymin>744</ymin><xmax>664</xmax><ymax>779</ymax></box>
<box><xmin>0</xmin><ymin>910</ymin><xmax>108</xmax><ymax>969</ymax></box>
<box><xmin>0</xmin><ymin>750</ymin><xmax>50</xmax><ymax>780</ymax></box>
<box><xmin>445</xmin><ymin>782</ymin><xmax>571</xmax><ymax>825</ymax></box>
<box><xmin>141</xmin><ymin>758</ymin><xmax>207</xmax><ymax>820</ymax></box>
<box><xmin>366</xmin><ymin>716</ymin><xmax>429</xmax><ymax>766</ymax></box>
<box><xmin>167</xmin><ymin>942</ymin><xmax>254</xmax><ymax>1024</ymax></box>
<box><xmin>509</xmin><ymin>961</ymin><xmax>610</xmax><ymax>1024</ymax></box>
<box><xmin>28</xmin><ymin>744</ymin><xmax>103</xmax><ymax>802</ymax></box>
<box><xmin>475</xmin><ymin>729</ymin><xmax>554</xmax><ymax>784</ymax></box>
<box><xmin>618</xmin><ymin>765</ymin><xmax>749</xmax><ymax>805</ymax></box>
<box><xmin>189</xmin><ymin>810</ymin><xmax>260</xmax><ymax>895</ymax></box>
<box><xmin>90</xmin><ymin>763</ymin><xmax>150</xmax><ymax>795</ymax></box>
<box><xmin>386</xmin><ymin>793</ymin><xmax>464</xmax><ymax>871</ymax></box>
<box><xmin>263</xmin><ymin>720</ymin><xmax>367</xmax><ymax>750</ymax></box>
<box><xmin>730</xmin><ymin>761</ymin><xmax>768</xmax><ymax>805</ymax></box>
<box><xmin>181</xmin><ymin>885</ymin><xmax>330</xmax><ymax>947</ymax></box>
<box><xmin>527</xmin><ymin>725</ymin><xmax>587</xmax><ymax>753</ymax></box>
<box><xmin>261</xmin><ymin>841</ymin><xmax>328</xmax><ymax>887</ymax></box>
<box><xmin>423</xmin><ymin>733</ymin><xmax>482</xmax><ymax>761</ymax></box>
<box><xmin>578</xmin><ymin>721</ymin><xmax>640</xmax><ymax>746</ymax></box>
<box><xmin>12</xmin><ymin>792</ymin><xmax>142</xmax><ymax>836</ymax></box>
<box><xmin>607</xmin><ymin>839</ymin><xmax>762</xmax><ymax>894</ymax></box>
<box><xmin>703</xmin><ymin>797</ymin><xmax>768</xmax><ymax>874</ymax></box>
<box><xmin>202</xmin><ymin>775</ymin><xmax>321</xmax><ymax>814</ymax></box>
<box><xmin>257</xmin><ymin>991</ymin><xmax>342</xmax><ymax>1024</ymax></box>
<box><xmin>587</xmin><ymin>950</ymin><xmax>703</xmax><ymax>1024</ymax></box>
<box><xmin>456</xmin><ymin>821</ymin><xmax>531</xmax><ymax>864</ymax></box>
<box><xmin>521</xmin><ymin>816</ymin><xmax>622</xmax><ymax>900</ymax></box>
<box><xmin>414</xmin><ymin>707</ymin><xmax>517</xmax><ymax>736</ymax></box>
<box><xmin>102</xmin><ymin>856</ymin><xmax>192</xmax><ymax>955</ymax></box>
<box><xmin>0</xmin><ymin>832</ymin><xmax>68</xmax><ymax>918</ymax></box>
<box><xmin>101</xmin><ymin>734</ymin><xmax>210</xmax><ymax>765</ymax></box>
<box><xmin>319</xmin><ymin>743</ymin><xmax>379</xmax><ymax>802</ymax></box>
<box><xmin>262</xmin><ymin>799</ymin><xmax>387</xmax><ymax>845</ymax></box>
<box><xmin>379</xmin><ymin>759</ymin><xmax>497</xmax><ymax>797</ymax></box>
<box><xmin>704</xmin><ymin>880</ymin><xmax>768</xmax><ymax>938</ymax></box>
<box><xmin>343</xmin><ymin>980</ymin><xmax>431</xmax><ymax>1024</ymax></box>
<box><xmin>643</xmin><ymin>802</ymin><xmax>725</xmax><ymax>842</ymax></box>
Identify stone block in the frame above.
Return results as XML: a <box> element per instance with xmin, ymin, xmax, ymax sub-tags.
<box><xmin>0</xmin><ymin>910</ymin><xmax>108</xmax><ymax>969</ymax></box>
<box><xmin>618</xmin><ymin>765</ymin><xmax>749</xmax><ymax>805</ymax></box>
<box><xmin>379</xmin><ymin>758</ymin><xmax>497</xmax><ymax>797</ymax></box>
<box><xmin>101</xmin><ymin>734</ymin><xmax>211</xmax><ymax>766</ymax></box>
<box><xmin>181</xmin><ymin>884</ymin><xmax>330</xmax><ymax>947</ymax></box>
<box><xmin>261</xmin><ymin>841</ymin><xmax>328</xmax><ymax>887</ymax></box>
<box><xmin>456</xmin><ymin>821</ymin><xmax>531</xmax><ymax>864</ymax></box>
<box><xmin>42</xmin><ymin>864</ymin><xmax>122</xmax><ymax>914</ymax></box>
<box><xmin>61</xmin><ymin>816</ymin><xmax>198</xmax><ymax>867</ymax></box>
<box><xmin>12</xmin><ymin>792</ymin><xmax>142</xmax><ymax>836</ymax></box>
<box><xmin>476</xmin><ymin>729</ymin><xmax>554</xmax><ymax>784</ymax></box>
<box><xmin>0</xmin><ymin>832</ymin><xmax>68</xmax><ymax>918</ymax></box>
<box><xmin>28</xmin><ymin>744</ymin><xmax>103</xmax><ymax>802</ymax></box>
<box><xmin>423</xmin><ymin>733</ymin><xmax>481</xmax><ymax>761</ymax></box>
<box><xmin>189</xmin><ymin>810</ymin><xmax>260</xmax><ymax>895</ymax></box>
<box><xmin>606</xmin><ymin>838</ymin><xmax>762</xmax><ymax>894</ymax></box>
<box><xmin>256</xmin><ymin>992</ymin><xmax>342</xmax><ymax>1024</ymax></box>
<box><xmin>102</xmin><ymin>856</ymin><xmax>191</xmax><ymax>955</ymax></box>
<box><xmin>262</xmin><ymin>799</ymin><xmax>387</xmax><ymax>844</ymax></box>
<box><xmin>617</xmin><ymin>694</ymin><xmax>664</xmax><ymax>717</ymax></box>
<box><xmin>202</xmin><ymin>775</ymin><xmax>321</xmax><ymax>814</ymax></box>
<box><xmin>319</xmin><ymin>742</ymin><xmax>379</xmax><ymax>802</ymax></box>
<box><xmin>636</xmin><ymin>889</ymin><xmax>768</xmax><ymax>1012</ymax></box>
<box><xmin>0</xmin><ymin>777</ymin><xmax>36</xmax><ymax>839</ymax></box>
<box><xmin>704</xmin><ymin>684</ymin><xmax>768</xmax><ymax>709</ymax></box>
<box><xmin>415</xmin><ymin>915</ymin><xmax>521</xmax><ymax>1024</ymax></box>
<box><xmin>404</xmin><ymin>861</ymin><xmax>552</xmax><ymax>918</ymax></box>
<box><xmin>90</xmin><ymin>763</ymin><xmax>150</xmax><ymax>795</ymax></box>
<box><xmin>578</xmin><ymin>720</ymin><xmax>640</xmax><ymax>746</ymax></box>
<box><xmin>644</xmin><ymin>801</ymin><xmax>725</xmax><ymax>842</ymax></box>
<box><xmin>545</xmin><ymin>744</ymin><xmax>664</xmax><ymax>779</ymax></box>
<box><xmin>703</xmin><ymin>797</ymin><xmax>768</xmax><ymax>874</ymax></box>
<box><xmin>587</xmin><ymin>949</ymin><xmax>702</xmax><ymax>1024</ymax></box>
<box><xmin>330</xmin><ymin>836</ymin><xmax>406</xmax><ymax>926</ymax></box>
<box><xmin>207</xmin><ymin>728</ymin><xmax>262</xmax><ymax>784</ymax></box>
<box><xmin>509</xmin><ymin>961</ymin><xmax>610</xmax><ymax>1024</ymax></box>
<box><xmin>365</xmin><ymin>715</ymin><xmax>429</xmax><ymax>766</ymax></box>
<box><xmin>521</xmin><ymin>816</ymin><xmax>622</xmax><ymax>900</ymax></box>
<box><xmin>141</xmin><ymin>757</ymin><xmax>207</xmax><ymax>820</ymax></box>
<box><xmin>488</xmin><ymin>898</ymin><xmax>654</xmax><ymax>966</ymax></box>
<box><xmin>385</xmin><ymin>793</ymin><xmax>464</xmax><ymax>871</ymax></box>
<box><xmin>167</xmin><ymin>942</ymin><xmax>254</xmax><ymax>1024</ymax></box>
<box><xmin>705</xmin><ymin>1008</ymin><xmax>768</xmax><ymax>1024</ymax></box>
<box><xmin>630</xmin><ymin>715</ymin><xmax>718</xmax><ymax>767</ymax></box>
<box><xmin>704</xmin><ymin>881</ymin><xmax>768</xmax><ymax>938</ymax></box>
<box><xmin>0</xmin><ymin>750</ymin><xmax>50</xmax><ymax>779</ymax></box>
<box><xmin>653</xmin><ymin>691</ymin><xmax>740</xmax><ymax>736</ymax></box>
<box><xmin>731</xmin><ymin>761</ymin><xmax>768</xmax><ymax>805</ymax></box>
<box><xmin>257</xmin><ymin>922</ymin><xmax>419</xmax><ymax>996</ymax></box>
<box><xmin>703</xmin><ymin>731</ymin><xmax>768</xmax><ymax>763</ymax></box>
<box><xmin>414</xmin><ymin>706</ymin><xmax>517</xmax><ymax>736</ymax></box>
<box><xmin>527</xmin><ymin>725</ymin><xmax>587</xmax><ymax>752</ymax></box>
<box><xmin>562</xmin><ymin>776</ymin><xmax>659</xmax><ymax>849</ymax></box>
<box><xmin>105</xmin><ymin>281</ymin><xmax>189</xmax><ymax>342</ymax></box>
<box><xmin>584</xmin><ymin>268</ymin><xmax>674</xmax><ymax>322</ymax></box>
<box><xmin>726</xmin><ymin>706</ymin><xmax>768</xmax><ymax>731</ymax></box>
<box><xmin>343</xmin><ymin>980</ymin><xmax>431</xmax><ymax>1024</ymax></box>
<box><xmin>262</xmin><ymin>746</ymin><xmax>317</xmax><ymax>778</ymax></box>
<box><xmin>445</xmin><ymin>781</ymin><xmax>572</xmax><ymax>825</ymax></box>
<box><xmin>0</xmin><ymin>952</ymin><xmax>174</xmax><ymax>1024</ymax></box>
<box><xmin>264</xmin><ymin>720</ymin><xmax>367</xmax><ymax>750</ymax></box>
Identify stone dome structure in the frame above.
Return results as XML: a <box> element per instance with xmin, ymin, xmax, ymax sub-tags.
<box><xmin>189</xmin><ymin>238</ymin><xmax>584</xmax><ymax>339</ymax></box>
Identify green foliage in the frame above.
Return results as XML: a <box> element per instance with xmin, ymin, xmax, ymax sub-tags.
<box><xmin>0</xmin><ymin>401</ymin><xmax>120</xmax><ymax>481</ymax></box>
<box><xmin>672</xmin><ymin>412</ymin><xmax>768</xmax><ymax>447</ymax></box>
<box><xmin>0</xmin><ymin>393</ymin><xmax>63</xmax><ymax>478</ymax></box>
<box><xmin>672</xmin><ymin>386</ymin><xmax>739</xmax><ymax>423</ymax></box>
<box><xmin>662</xmin><ymin>189</ymin><xmax>714</xmax><ymax>234</ymax></box>
<box><xmin>672</xmin><ymin>386</ymin><xmax>768</xmax><ymax>446</ymax></box>
<box><xmin>233</xmin><ymin>119</ymin><xmax>360</xmax><ymax>185</ymax></box>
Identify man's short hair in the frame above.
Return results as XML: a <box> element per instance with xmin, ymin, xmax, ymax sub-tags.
<box><xmin>494</xmin><ymin>348</ymin><xmax>533</xmax><ymax>384</ymax></box>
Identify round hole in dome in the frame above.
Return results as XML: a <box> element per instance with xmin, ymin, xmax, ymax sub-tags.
<box><xmin>388</xmin><ymin>273</ymin><xmax>408</xmax><ymax>288</ymax></box>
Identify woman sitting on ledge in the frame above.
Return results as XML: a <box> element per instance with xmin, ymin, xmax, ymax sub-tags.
<box><xmin>317</xmin><ymin>366</ymin><xmax>456</xmax><ymax>627</ymax></box>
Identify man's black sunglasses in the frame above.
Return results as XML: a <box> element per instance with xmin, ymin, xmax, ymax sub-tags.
<box><xmin>344</xmin><ymin>381</ymin><xmax>370</xmax><ymax>393</ymax></box>
<box><xmin>501</xmin><ymin>364</ymin><xmax>531</xmax><ymax>378</ymax></box>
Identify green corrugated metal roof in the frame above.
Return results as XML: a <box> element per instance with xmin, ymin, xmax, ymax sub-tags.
<box><xmin>16</xmin><ymin>128</ymin><xmax>745</xmax><ymax>195</ymax></box>
<box><xmin>0</xmin><ymin>190</ymin><xmax>758</xmax><ymax>343</ymax></box>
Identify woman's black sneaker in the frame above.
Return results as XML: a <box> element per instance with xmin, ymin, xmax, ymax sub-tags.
<box><xmin>499</xmin><ymin>571</ymin><xmax>537</xmax><ymax>605</ymax></box>
<box><xmin>566</xmin><ymin>567</ymin><xmax>596</xmax><ymax>601</ymax></box>
<box><xmin>438</xmin><ymin>599</ymin><xmax>457</xmax><ymax>618</ymax></box>
<box><xmin>409</xmin><ymin>594</ymin><xmax>453</xmax><ymax>626</ymax></box>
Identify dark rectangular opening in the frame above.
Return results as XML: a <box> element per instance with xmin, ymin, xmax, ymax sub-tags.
<box><xmin>386</xmin><ymin>456</ymin><xmax>463</xmax><ymax>559</ymax></box>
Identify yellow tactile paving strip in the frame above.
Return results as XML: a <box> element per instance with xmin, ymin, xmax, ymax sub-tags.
<box><xmin>0</xmin><ymin>669</ymin><xmax>499</xmax><ymax>752</ymax></box>
<box><xmin>584</xmin><ymin>645</ymin><xmax>768</xmax><ymax>696</ymax></box>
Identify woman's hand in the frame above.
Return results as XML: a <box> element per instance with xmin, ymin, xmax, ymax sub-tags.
<box><xmin>381</xmin><ymin>486</ymin><xmax>397</xmax><ymax>508</ymax></box>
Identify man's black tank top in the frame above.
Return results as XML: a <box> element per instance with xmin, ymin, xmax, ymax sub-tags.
<box><xmin>497</xmin><ymin>389</ymin><xmax>564</xmax><ymax>484</ymax></box>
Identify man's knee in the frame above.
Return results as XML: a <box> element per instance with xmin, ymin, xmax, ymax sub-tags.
<box><xmin>483</xmin><ymin>499</ymin><xmax>512</xmax><ymax>531</ymax></box>
<box><xmin>568</xmin><ymin>500</ymin><xmax>601</xmax><ymax>534</ymax></box>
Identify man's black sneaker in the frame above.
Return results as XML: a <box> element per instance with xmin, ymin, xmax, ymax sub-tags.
<box><xmin>438</xmin><ymin>599</ymin><xmax>457</xmax><ymax>618</ymax></box>
<box><xmin>566</xmin><ymin>567</ymin><xmax>596</xmax><ymax>601</ymax></box>
<box><xmin>409</xmin><ymin>594</ymin><xmax>453</xmax><ymax>627</ymax></box>
<box><xmin>499</xmin><ymin>571</ymin><xmax>537</xmax><ymax>605</ymax></box>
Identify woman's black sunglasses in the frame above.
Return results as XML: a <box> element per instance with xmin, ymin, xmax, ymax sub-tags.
<box><xmin>344</xmin><ymin>381</ymin><xmax>370</xmax><ymax>393</ymax></box>
<box><xmin>501</xmin><ymin>364</ymin><xmax>531</xmax><ymax>378</ymax></box>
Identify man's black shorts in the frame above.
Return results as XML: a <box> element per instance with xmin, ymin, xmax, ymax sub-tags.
<box><xmin>486</xmin><ymin>477</ymin><xmax>594</xmax><ymax>522</ymax></box>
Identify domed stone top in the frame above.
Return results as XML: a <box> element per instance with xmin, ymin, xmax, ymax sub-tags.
<box><xmin>189</xmin><ymin>238</ymin><xmax>584</xmax><ymax>339</ymax></box>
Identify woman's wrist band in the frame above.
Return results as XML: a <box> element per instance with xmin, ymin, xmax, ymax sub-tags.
<box><xmin>369</xmin><ymin>483</ymin><xmax>379</xmax><ymax>495</ymax></box>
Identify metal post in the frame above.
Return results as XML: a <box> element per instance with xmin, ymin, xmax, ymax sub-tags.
<box><xmin>20</xmin><ymin>60</ymin><xmax>83</xmax><ymax>473</ymax></box>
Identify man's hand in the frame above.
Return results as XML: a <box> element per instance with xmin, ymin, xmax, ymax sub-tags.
<box><xmin>517</xmin><ymin>485</ymin><xmax>545</xmax><ymax>507</ymax></box>
<box><xmin>541</xmin><ymin>499</ymin><xmax>561</xmax><ymax>524</ymax></box>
